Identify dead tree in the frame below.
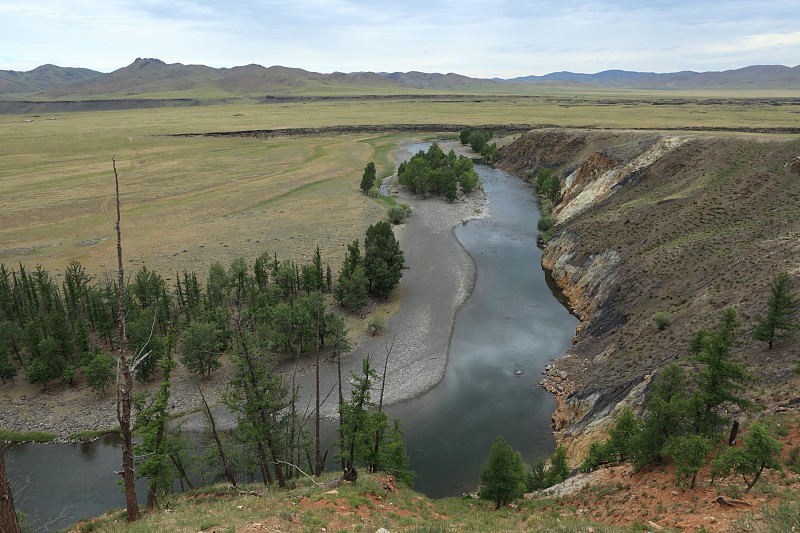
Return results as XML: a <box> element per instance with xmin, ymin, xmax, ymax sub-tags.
<box><xmin>371</xmin><ymin>336</ymin><xmax>395</xmax><ymax>473</ymax></box>
<box><xmin>199</xmin><ymin>386</ymin><xmax>237</xmax><ymax>487</ymax></box>
<box><xmin>111</xmin><ymin>158</ymin><xmax>140</xmax><ymax>522</ymax></box>
<box><xmin>0</xmin><ymin>443</ymin><xmax>22</xmax><ymax>533</ymax></box>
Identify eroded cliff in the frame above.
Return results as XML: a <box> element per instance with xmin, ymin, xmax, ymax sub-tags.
<box><xmin>499</xmin><ymin>129</ymin><xmax>800</xmax><ymax>464</ymax></box>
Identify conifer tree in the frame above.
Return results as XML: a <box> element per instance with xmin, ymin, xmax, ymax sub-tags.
<box><xmin>753</xmin><ymin>272</ymin><xmax>798</xmax><ymax>349</ymax></box>
<box><xmin>689</xmin><ymin>308</ymin><xmax>750</xmax><ymax>435</ymax></box>
<box><xmin>360</xmin><ymin>162</ymin><xmax>377</xmax><ymax>194</ymax></box>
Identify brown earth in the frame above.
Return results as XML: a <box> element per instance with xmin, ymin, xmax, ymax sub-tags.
<box><xmin>544</xmin><ymin>414</ymin><xmax>800</xmax><ymax>532</ymax></box>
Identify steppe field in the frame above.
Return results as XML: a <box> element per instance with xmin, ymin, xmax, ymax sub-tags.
<box><xmin>1</xmin><ymin>91</ymin><xmax>798</xmax><ymax>278</ymax></box>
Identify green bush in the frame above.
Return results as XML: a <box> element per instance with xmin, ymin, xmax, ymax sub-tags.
<box><xmin>367</xmin><ymin>315</ymin><xmax>386</xmax><ymax>336</ymax></box>
<box><xmin>526</xmin><ymin>459</ymin><xmax>547</xmax><ymax>491</ymax></box>
<box><xmin>388</xmin><ymin>205</ymin><xmax>408</xmax><ymax>224</ymax></box>
<box><xmin>479</xmin><ymin>436</ymin><xmax>526</xmax><ymax>508</ymax></box>
<box><xmin>653</xmin><ymin>312</ymin><xmax>672</xmax><ymax>331</ymax></box>
<box><xmin>537</xmin><ymin>214</ymin><xmax>556</xmax><ymax>232</ymax></box>
<box><xmin>535</xmin><ymin>169</ymin><xmax>561</xmax><ymax>203</ymax></box>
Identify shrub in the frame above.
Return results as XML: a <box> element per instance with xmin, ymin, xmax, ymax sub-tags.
<box><xmin>545</xmin><ymin>445</ymin><xmax>570</xmax><ymax>486</ymax></box>
<box><xmin>526</xmin><ymin>459</ymin><xmax>547</xmax><ymax>491</ymax></box>
<box><xmin>537</xmin><ymin>214</ymin><xmax>556</xmax><ymax>232</ymax></box>
<box><xmin>388</xmin><ymin>205</ymin><xmax>408</xmax><ymax>224</ymax></box>
<box><xmin>653</xmin><ymin>312</ymin><xmax>672</xmax><ymax>331</ymax></box>
<box><xmin>367</xmin><ymin>315</ymin><xmax>386</xmax><ymax>336</ymax></box>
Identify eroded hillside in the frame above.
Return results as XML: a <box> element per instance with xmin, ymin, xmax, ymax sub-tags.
<box><xmin>499</xmin><ymin>129</ymin><xmax>800</xmax><ymax>462</ymax></box>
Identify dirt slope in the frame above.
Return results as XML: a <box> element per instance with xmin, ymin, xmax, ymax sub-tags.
<box><xmin>499</xmin><ymin>129</ymin><xmax>800</xmax><ymax>462</ymax></box>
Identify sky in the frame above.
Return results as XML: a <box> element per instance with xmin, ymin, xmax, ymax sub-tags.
<box><xmin>1</xmin><ymin>0</ymin><xmax>799</xmax><ymax>78</ymax></box>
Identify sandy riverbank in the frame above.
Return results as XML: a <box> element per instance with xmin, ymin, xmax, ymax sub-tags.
<box><xmin>0</xmin><ymin>140</ymin><xmax>489</xmax><ymax>439</ymax></box>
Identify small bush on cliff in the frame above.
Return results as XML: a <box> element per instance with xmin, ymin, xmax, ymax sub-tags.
<box><xmin>545</xmin><ymin>445</ymin><xmax>570</xmax><ymax>486</ymax></box>
<box><xmin>653</xmin><ymin>311</ymin><xmax>672</xmax><ymax>331</ymax></box>
<box><xmin>580</xmin><ymin>408</ymin><xmax>640</xmax><ymax>472</ymax></box>
<box><xmin>526</xmin><ymin>459</ymin><xmax>547</xmax><ymax>491</ymax></box>
<box><xmin>535</xmin><ymin>169</ymin><xmax>561</xmax><ymax>204</ymax></box>
<box><xmin>538</xmin><ymin>214</ymin><xmax>556</xmax><ymax>232</ymax></box>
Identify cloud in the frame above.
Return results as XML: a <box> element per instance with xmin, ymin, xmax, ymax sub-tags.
<box><xmin>708</xmin><ymin>31</ymin><xmax>800</xmax><ymax>52</ymax></box>
<box><xmin>1</xmin><ymin>0</ymin><xmax>799</xmax><ymax>75</ymax></box>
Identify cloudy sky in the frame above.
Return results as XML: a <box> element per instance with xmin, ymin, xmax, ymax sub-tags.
<box><xmin>1</xmin><ymin>0</ymin><xmax>799</xmax><ymax>77</ymax></box>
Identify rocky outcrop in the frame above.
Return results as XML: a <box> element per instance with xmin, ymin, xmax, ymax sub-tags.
<box><xmin>555</xmin><ymin>136</ymin><xmax>689</xmax><ymax>221</ymax></box>
<box><xmin>499</xmin><ymin>129</ymin><xmax>800</xmax><ymax>466</ymax></box>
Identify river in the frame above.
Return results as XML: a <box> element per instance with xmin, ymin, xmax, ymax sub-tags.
<box><xmin>5</xmin><ymin>153</ymin><xmax>578</xmax><ymax>530</ymax></box>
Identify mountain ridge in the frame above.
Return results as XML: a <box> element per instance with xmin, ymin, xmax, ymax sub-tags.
<box><xmin>2</xmin><ymin>58</ymin><xmax>799</xmax><ymax>99</ymax></box>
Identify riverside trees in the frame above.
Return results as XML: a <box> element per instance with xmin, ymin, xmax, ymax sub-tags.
<box><xmin>334</xmin><ymin>222</ymin><xmax>405</xmax><ymax>310</ymax></box>
<box><xmin>397</xmin><ymin>142</ymin><xmax>480</xmax><ymax>201</ymax></box>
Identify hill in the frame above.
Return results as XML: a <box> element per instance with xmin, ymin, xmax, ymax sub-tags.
<box><xmin>68</xmin><ymin>426</ymin><xmax>800</xmax><ymax>533</ymax></box>
<box><xmin>3</xmin><ymin>59</ymin><xmax>799</xmax><ymax>102</ymax></box>
<box><xmin>0</xmin><ymin>64</ymin><xmax>102</xmax><ymax>94</ymax></box>
<box><xmin>498</xmin><ymin>130</ymin><xmax>800</xmax><ymax>465</ymax></box>
<box><xmin>504</xmin><ymin>64</ymin><xmax>800</xmax><ymax>90</ymax></box>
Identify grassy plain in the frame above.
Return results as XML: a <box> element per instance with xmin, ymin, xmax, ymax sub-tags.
<box><xmin>1</xmin><ymin>91</ymin><xmax>798</xmax><ymax>278</ymax></box>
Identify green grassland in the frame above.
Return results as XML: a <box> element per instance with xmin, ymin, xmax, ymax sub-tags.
<box><xmin>1</xmin><ymin>91</ymin><xmax>797</xmax><ymax>279</ymax></box>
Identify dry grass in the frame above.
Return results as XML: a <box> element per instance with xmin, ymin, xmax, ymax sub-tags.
<box><xmin>0</xmin><ymin>110</ymin><xmax>416</xmax><ymax>277</ymax></box>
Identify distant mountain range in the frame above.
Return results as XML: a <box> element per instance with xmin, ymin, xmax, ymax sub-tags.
<box><xmin>501</xmin><ymin>65</ymin><xmax>800</xmax><ymax>89</ymax></box>
<box><xmin>1</xmin><ymin>58</ymin><xmax>798</xmax><ymax>99</ymax></box>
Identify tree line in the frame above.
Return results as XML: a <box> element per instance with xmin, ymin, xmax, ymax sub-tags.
<box><xmin>459</xmin><ymin>128</ymin><xmax>500</xmax><ymax>162</ymax></box>
<box><xmin>0</xmin><ymin>223</ymin><xmax>404</xmax><ymax>393</ymax></box>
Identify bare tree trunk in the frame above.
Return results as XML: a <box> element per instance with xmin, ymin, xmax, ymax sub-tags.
<box><xmin>371</xmin><ymin>336</ymin><xmax>394</xmax><ymax>472</ymax></box>
<box><xmin>168</xmin><ymin>454</ymin><xmax>196</xmax><ymax>491</ymax></box>
<box><xmin>0</xmin><ymin>444</ymin><xmax>22</xmax><ymax>533</ymax></box>
<box><xmin>199</xmin><ymin>386</ymin><xmax>237</xmax><ymax>487</ymax></box>
<box><xmin>256</xmin><ymin>444</ymin><xmax>273</xmax><ymax>485</ymax></box>
<box><xmin>728</xmin><ymin>420</ymin><xmax>740</xmax><ymax>446</ymax></box>
<box><xmin>315</xmin><ymin>350</ymin><xmax>322</xmax><ymax>476</ymax></box>
<box><xmin>113</xmin><ymin>159</ymin><xmax>140</xmax><ymax>523</ymax></box>
<box><xmin>337</xmin><ymin>350</ymin><xmax>345</xmax><ymax>470</ymax></box>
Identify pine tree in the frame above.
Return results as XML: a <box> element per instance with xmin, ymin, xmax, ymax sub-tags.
<box><xmin>363</xmin><ymin>221</ymin><xmax>405</xmax><ymax>299</ymax></box>
<box><xmin>665</xmin><ymin>434</ymin><xmax>712</xmax><ymax>488</ymax></box>
<box><xmin>713</xmin><ymin>422</ymin><xmax>782</xmax><ymax>493</ymax></box>
<box><xmin>134</xmin><ymin>332</ymin><xmax>176</xmax><ymax>510</ymax></box>
<box><xmin>753</xmin><ymin>272</ymin><xmax>798</xmax><ymax>349</ymax></box>
<box><xmin>690</xmin><ymin>308</ymin><xmax>750</xmax><ymax>435</ymax></box>
<box><xmin>360</xmin><ymin>162</ymin><xmax>377</xmax><ymax>194</ymax></box>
